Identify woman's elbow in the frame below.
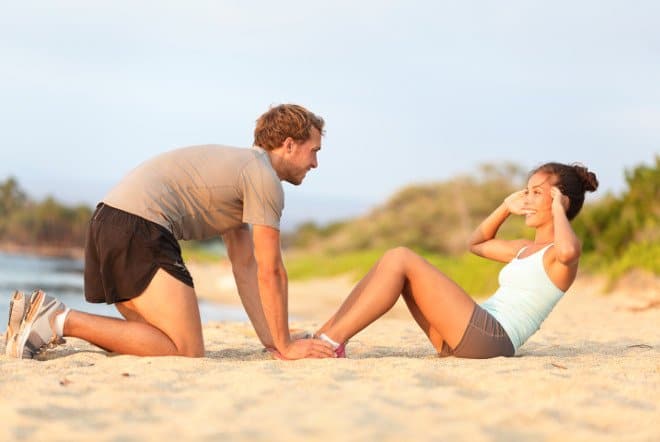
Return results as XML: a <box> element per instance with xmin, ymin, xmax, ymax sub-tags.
<box><xmin>468</xmin><ymin>241</ymin><xmax>484</xmax><ymax>256</ymax></box>
<box><xmin>556</xmin><ymin>243</ymin><xmax>581</xmax><ymax>264</ymax></box>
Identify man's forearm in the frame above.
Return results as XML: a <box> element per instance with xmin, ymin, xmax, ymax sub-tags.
<box><xmin>256</xmin><ymin>265</ymin><xmax>291</xmax><ymax>351</ymax></box>
<box><xmin>231</xmin><ymin>258</ymin><xmax>274</xmax><ymax>347</ymax></box>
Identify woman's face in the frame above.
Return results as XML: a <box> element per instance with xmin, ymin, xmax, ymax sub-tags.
<box><xmin>522</xmin><ymin>172</ymin><xmax>555</xmax><ymax>227</ymax></box>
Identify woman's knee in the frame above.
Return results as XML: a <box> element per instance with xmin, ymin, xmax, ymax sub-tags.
<box><xmin>382</xmin><ymin>246</ymin><xmax>417</xmax><ymax>269</ymax></box>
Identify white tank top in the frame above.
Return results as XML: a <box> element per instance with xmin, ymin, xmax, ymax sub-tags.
<box><xmin>480</xmin><ymin>244</ymin><xmax>565</xmax><ymax>352</ymax></box>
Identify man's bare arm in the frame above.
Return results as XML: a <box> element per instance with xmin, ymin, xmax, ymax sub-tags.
<box><xmin>221</xmin><ymin>226</ymin><xmax>273</xmax><ymax>347</ymax></box>
<box><xmin>252</xmin><ymin>224</ymin><xmax>335</xmax><ymax>359</ymax></box>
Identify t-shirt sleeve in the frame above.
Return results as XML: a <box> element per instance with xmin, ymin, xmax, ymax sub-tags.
<box><xmin>239</xmin><ymin>158</ymin><xmax>284</xmax><ymax>230</ymax></box>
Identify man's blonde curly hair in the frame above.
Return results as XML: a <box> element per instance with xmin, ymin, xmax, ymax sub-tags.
<box><xmin>254</xmin><ymin>104</ymin><xmax>325</xmax><ymax>150</ymax></box>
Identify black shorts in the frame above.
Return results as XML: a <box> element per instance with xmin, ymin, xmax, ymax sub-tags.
<box><xmin>439</xmin><ymin>305</ymin><xmax>515</xmax><ymax>359</ymax></box>
<box><xmin>84</xmin><ymin>203</ymin><xmax>194</xmax><ymax>304</ymax></box>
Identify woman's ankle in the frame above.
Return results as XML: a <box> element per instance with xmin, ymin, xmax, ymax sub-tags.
<box><xmin>318</xmin><ymin>333</ymin><xmax>342</xmax><ymax>348</ymax></box>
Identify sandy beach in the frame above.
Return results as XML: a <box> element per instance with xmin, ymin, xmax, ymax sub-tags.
<box><xmin>1</xmin><ymin>264</ymin><xmax>659</xmax><ymax>442</ymax></box>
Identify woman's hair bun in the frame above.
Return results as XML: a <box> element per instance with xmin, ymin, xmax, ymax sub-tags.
<box><xmin>572</xmin><ymin>163</ymin><xmax>599</xmax><ymax>192</ymax></box>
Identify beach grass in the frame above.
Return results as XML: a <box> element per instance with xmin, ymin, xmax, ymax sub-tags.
<box><xmin>579</xmin><ymin>241</ymin><xmax>660</xmax><ymax>288</ymax></box>
<box><xmin>284</xmin><ymin>248</ymin><xmax>505</xmax><ymax>298</ymax></box>
<box><xmin>607</xmin><ymin>241</ymin><xmax>659</xmax><ymax>276</ymax></box>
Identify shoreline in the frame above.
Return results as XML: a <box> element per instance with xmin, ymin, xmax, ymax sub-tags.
<box><xmin>0</xmin><ymin>242</ymin><xmax>85</xmax><ymax>260</ymax></box>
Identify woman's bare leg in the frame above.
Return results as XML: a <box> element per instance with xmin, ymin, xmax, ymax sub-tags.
<box><xmin>400</xmin><ymin>285</ymin><xmax>446</xmax><ymax>352</ymax></box>
<box><xmin>317</xmin><ymin>247</ymin><xmax>475</xmax><ymax>350</ymax></box>
<box><xmin>316</xmin><ymin>262</ymin><xmax>383</xmax><ymax>334</ymax></box>
<box><xmin>63</xmin><ymin>269</ymin><xmax>205</xmax><ymax>357</ymax></box>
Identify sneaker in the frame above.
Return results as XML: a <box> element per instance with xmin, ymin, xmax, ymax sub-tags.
<box><xmin>3</xmin><ymin>291</ymin><xmax>29</xmax><ymax>356</ymax></box>
<box><xmin>11</xmin><ymin>290</ymin><xmax>66</xmax><ymax>359</ymax></box>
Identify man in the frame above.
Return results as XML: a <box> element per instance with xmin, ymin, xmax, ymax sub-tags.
<box><xmin>5</xmin><ymin>104</ymin><xmax>335</xmax><ymax>360</ymax></box>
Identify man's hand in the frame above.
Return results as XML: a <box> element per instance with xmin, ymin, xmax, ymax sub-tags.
<box><xmin>503</xmin><ymin>190</ymin><xmax>527</xmax><ymax>215</ymax></box>
<box><xmin>280</xmin><ymin>338</ymin><xmax>336</xmax><ymax>360</ymax></box>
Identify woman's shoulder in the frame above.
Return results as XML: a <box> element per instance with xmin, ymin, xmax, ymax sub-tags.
<box><xmin>541</xmin><ymin>243</ymin><xmax>578</xmax><ymax>292</ymax></box>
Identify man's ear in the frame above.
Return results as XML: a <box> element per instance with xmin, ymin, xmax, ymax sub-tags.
<box><xmin>283</xmin><ymin>137</ymin><xmax>294</xmax><ymax>152</ymax></box>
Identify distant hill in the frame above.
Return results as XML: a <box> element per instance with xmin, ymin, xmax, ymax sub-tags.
<box><xmin>285</xmin><ymin>157</ymin><xmax>660</xmax><ymax>284</ymax></box>
<box><xmin>284</xmin><ymin>162</ymin><xmax>531</xmax><ymax>255</ymax></box>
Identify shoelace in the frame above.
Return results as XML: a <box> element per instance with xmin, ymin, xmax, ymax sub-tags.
<box><xmin>34</xmin><ymin>336</ymin><xmax>66</xmax><ymax>355</ymax></box>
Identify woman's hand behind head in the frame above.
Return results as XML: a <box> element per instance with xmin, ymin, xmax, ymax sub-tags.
<box><xmin>550</xmin><ymin>186</ymin><xmax>570</xmax><ymax>213</ymax></box>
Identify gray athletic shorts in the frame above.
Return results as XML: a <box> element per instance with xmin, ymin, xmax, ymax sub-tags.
<box><xmin>439</xmin><ymin>304</ymin><xmax>515</xmax><ymax>359</ymax></box>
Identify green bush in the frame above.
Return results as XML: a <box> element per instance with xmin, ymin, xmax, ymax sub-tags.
<box><xmin>0</xmin><ymin>179</ymin><xmax>92</xmax><ymax>248</ymax></box>
<box><xmin>573</xmin><ymin>156</ymin><xmax>659</xmax><ymax>270</ymax></box>
<box><xmin>606</xmin><ymin>241</ymin><xmax>660</xmax><ymax>280</ymax></box>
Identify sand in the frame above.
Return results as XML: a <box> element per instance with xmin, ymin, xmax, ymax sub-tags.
<box><xmin>1</xmin><ymin>264</ymin><xmax>659</xmax><ymax>442</ymax></box>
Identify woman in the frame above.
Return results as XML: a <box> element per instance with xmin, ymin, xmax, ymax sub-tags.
<box><xmin>314</xmin><ymin>162</ymin><xmax>599</xmax><ymax>358</ymax></box>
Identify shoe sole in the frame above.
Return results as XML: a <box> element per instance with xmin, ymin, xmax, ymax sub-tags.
<box><xmin>4</xmin><ymin>291</ymin><xmax>26</xmax><ymax>357</ymax></box>
<box><xmin>14</xmin><ymin>290</ymin><xmax>46</xmax><ymax>359</ymax></box>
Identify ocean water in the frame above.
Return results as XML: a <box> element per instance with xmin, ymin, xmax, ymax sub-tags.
<box><xmin>0</xmin><ymin>252</ymin><xmax>248</xmax><ymax>327</ymax></box>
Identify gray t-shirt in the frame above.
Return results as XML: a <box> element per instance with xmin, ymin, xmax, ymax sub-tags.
<box><xmin>103</xmin><ymin>145</ymin><xmax>284</xmax><ymax>240</ymax></box>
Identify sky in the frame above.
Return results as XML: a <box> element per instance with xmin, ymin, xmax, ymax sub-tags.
<box><xmin>1</xmin><ymin>1</ymin><xmax>659</xmax><ymax>228</ymax></box>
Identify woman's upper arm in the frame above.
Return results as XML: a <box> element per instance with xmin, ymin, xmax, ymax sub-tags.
<box><xmin>544</xmin><ymin>245</ymin><xmax>580</xmax><ymax>292</ymax></box>
<box><xmin>470</xmin><ymin>239</ymin><xmax>530</xmax><ymax>263</ymax></box>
